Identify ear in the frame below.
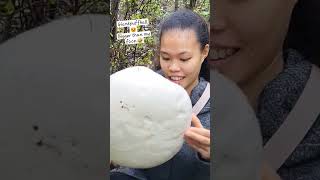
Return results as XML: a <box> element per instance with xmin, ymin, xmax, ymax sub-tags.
<box><xmin>201</xmin><ymin>44</ymin><xmax>210</xmax><ymax>63</ymax></box>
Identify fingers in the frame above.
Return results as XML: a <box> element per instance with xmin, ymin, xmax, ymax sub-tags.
<box><xmin>191</xmin><ymin>114</ymin><xmax>203</xmax><ymax>128</ymax></box>
<box><xmin>185</xmin><ymin>136</ymin><xmax>208</xmax><ymax>150</ymax></box>
<box><xmin>185</xmin><ymin>129</ymin><xmax>210</xmax><ymax>146</ymax></box>
<box><xmin>197</xmin><ymin>148</ymin><xmax>210</xmax><ymax>160</ymax></box>
<box><xmin>187</xmin><ymin>114</ymin><xmax>210</xmax><ymax>160</ymax></box>
<box><xmin>185</xmin><ymin>137</ymin><xmax>210</xmax><ymax>160</ymax></box>
<box><xmin>189</xmin><ymin>127</ymin><xmax>210</xmax><ymax>137</ymax></box>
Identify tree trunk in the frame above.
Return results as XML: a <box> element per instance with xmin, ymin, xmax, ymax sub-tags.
<box><xmin>183</xmin><ymin>0</ymin><xmax>188</xmax><ymax>8</ymax></box>
<box><xmin>189</xmin><ymin>0</ymin><xmax>196</xmax><ymax>10</ymax></box>
<box><xmin>174</xmin><ymin>0</ymin><xmax>178</xmax><ymax>10</ymax></box>
<box><xmin>111</xmin><ymin>0</ymin><xmax>120</xmax><ymax>43</ymax></box>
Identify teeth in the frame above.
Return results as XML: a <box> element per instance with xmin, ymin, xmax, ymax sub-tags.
<box><xmin>218</xmin><ymin>50</ymin><xmax>226</xmax><ymax>59</ymax></box>
<box><xmin>226</xmin><ymin>49</ymin><xmax>233</xmax><ymax>56</ymax></box>
<box><xmin>211</xmin><ymin>51</ymin><xmax>219</xmax><ymax>60</ymax></box>
<box><xmin>170</xmin><ymin>76</ymin><xmax>183</xmax><ymax>81</ymax></box>
<box><xmin>210</xmin><ymin>48</ymin><xmax>237</xmax><ymax>60</ymax></box>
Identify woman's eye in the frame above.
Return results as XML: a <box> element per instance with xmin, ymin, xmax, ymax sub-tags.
<box><xmin>162</xmin><ymin>57</ymin><xmax>170</xmax><ymax>61</ymax></box>
<box><xmin>181</xmin><ymin>58</ymin><xmax>191</xmax><ymax>61</ymax></box>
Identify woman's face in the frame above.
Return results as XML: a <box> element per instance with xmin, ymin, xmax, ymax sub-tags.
<box><xmin>208</xmin><ymin>0</ymin><xmax>297</xmax><ymax>85</ymax></box>
<box><xmin>160</xmin><ymin>28</ymin><xmax>209</xmax><ymax>94</ymax></box>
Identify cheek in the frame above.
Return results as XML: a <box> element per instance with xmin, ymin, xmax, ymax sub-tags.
<box><xmin>225</xmin><ymin>3</ymin><xmax>294</xmax><ymax>83</ymax></box>
<box><xmin>230</xmin><ymin>0</ymin><xmax>294</xmax><ymax>46</ymax></box>
<box><xmin>160</xmin><ymin>60</ymin><xmax>169</xmax><ymax>72</ymax></box>
<box><xmin>184</xmin><ymin>59</ymin><xmax>203</xmax><ymax>77</ymax></box>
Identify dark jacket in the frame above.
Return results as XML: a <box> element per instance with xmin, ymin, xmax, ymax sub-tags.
<box><xmin>257</xmin><ymin>49</ymin><xmax>320</xmax><ymax>179</ymax></box>
<box><xmin>110</xmin><ymin>76</ymin><xmax>211</xmax><ymax>180</ymax></box>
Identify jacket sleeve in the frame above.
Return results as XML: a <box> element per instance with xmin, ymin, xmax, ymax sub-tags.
<box><xmin>193</xmin><ymin>150</ymin><xmax>211</xmax><ymax>179</ymax></box>
<box><xmin>110</xmin><ymin>167</ymin><xmax>148</xmax><ymax>180</ymax></box>
<box><xmin>110</xmin><ymin>171</ymin><xmax>141</xmax><ymax>180</ymax></box>
<box><xmin>191</xmin><ymin>101</ymin><xmax>211</xmax><ymax>179</ymax></box>
<box><xmin>279</xmin><ymin>158</ymin><xmax>320</xmax><ymax>180</ymax></box>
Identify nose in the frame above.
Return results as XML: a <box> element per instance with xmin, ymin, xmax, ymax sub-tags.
<box><xmin>168</xmin><ymin>61</ymin><xmax>181</xmax><ymax>72</ymax></box>
<box><xmin>210</xmin><ymin>2</ymin><xmax>227</xmax><ymax>32</ymax></box>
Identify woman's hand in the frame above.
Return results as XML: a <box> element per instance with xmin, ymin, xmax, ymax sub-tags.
<box><xmin>110</xmin><ymin>161</ymin><xmax>119</xmax><ymax>170</ymax></box>
<box><xmin>184</xmin><ymin>114</ymin><xmax>210</xmax><ymax>160</ymax></box>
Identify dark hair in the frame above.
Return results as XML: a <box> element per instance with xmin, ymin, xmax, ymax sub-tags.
<box><xmin>156</xmin><ymin>9</ymin><xmax>210</xmax><ymax>81</ymax></box>
<box><xmin>284</xmin><ymin>0</ymin><xmax>320</xmax><ymax>66</ymax></box>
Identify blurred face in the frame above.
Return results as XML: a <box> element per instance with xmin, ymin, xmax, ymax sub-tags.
<box><xmin>209</xmin><ymin>0</ymin><xmax>297</xmax><ymax>86</ymax></box>
<box><xmin>160</xmin><ymin>29</ymin><xmax>209</xmax><ymax>95</ymax></box>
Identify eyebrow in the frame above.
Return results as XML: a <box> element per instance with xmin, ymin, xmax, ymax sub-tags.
<box><xmin>160</xmin><ymin>51</ymin><xmax>189</xmax><ymax>55</ymax></box>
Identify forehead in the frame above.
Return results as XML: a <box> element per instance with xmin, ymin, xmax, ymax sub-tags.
<box><xmin>161</xmin><ymin>28</ymin><xmax>198</xmax><ymax>41</ymax></box>
<box><xmin>160</xmin><ymin>28</ymin><xmax>201</xmax><ymax>53</ymax></box>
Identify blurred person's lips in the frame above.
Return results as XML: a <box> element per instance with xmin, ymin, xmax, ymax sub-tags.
<box><xmin>208</xmin><ymin>42</ymin><xmax>240</xmax><ymax>66</ymax></box>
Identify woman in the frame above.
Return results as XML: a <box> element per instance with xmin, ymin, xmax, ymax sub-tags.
<box><xmin>110</xmin><ymin>9</ymin><xmax>211</xmax><ymax>180</ymax></box>
<box><xmin>210</xmin><ymin>0</ymin><xmax>320</xmax><ymax>179</ymax></box>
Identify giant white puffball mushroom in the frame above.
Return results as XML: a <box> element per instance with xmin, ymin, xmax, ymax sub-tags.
<box><xmin>110</xmin><ymin>66</ymin><xmax>193</xmax><ymax>168</ymax></box>
<box><xmin>211</xmin><ymin>70</ymin><xmax>263</xmax><ymax>180</ymax></box>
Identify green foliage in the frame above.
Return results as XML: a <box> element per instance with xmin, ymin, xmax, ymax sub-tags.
<box><xmin>193</xmin><ymin>0</ymin><xmax>210</xmax><ymax>21</ymax></box>
<box><xmin>0</xmin><ymin>0</ymin><xmax>14</xmax><ymax>15</ymax></box>
<box><xmin>48</xmin><ymin>0</ymin><xmax>57</xmax><ymax>6</ymax></box>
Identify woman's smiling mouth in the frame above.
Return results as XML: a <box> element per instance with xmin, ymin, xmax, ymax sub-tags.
<box><xmin>208</xmin><ymin>47</ymin><xmax>240</xmax><ymax>66</ymax></box>
<box><xmin>168</xmin><ymin>76</ymin><xmax>185</xmax><ymax>84</ymax></box>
